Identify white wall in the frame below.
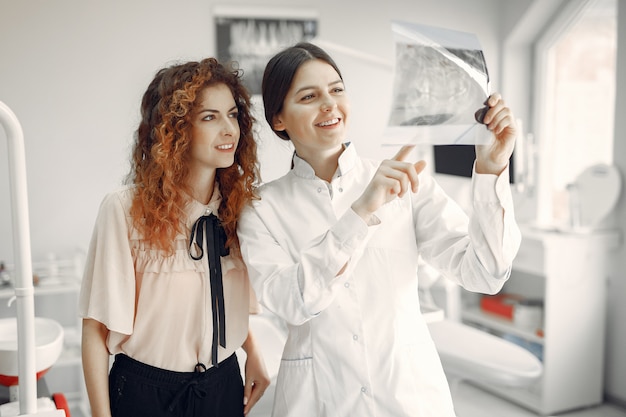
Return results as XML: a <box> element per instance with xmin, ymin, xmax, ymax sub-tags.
<box><xmin>0</xmin><ymin>0</ymin><xmax>504</xmax><ymax>262</ymax></box>
<box><xmin>2</xmin><ymin>0</ymin><xmax>625</xmax><ymax>405</ymax></box>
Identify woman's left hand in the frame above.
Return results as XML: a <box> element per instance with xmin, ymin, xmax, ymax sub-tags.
<box><xmin>242</xmin><ymin>332</ymin><xmax>271</xmax><ymax>415</ymax></box>
<box><xmin>474</xmin><ymin>93</ymin><xmax>518</xmax><ymax>175</ymax></box>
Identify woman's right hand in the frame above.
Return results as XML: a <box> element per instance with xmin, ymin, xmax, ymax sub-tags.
<box><xmin>351</xmin><ymin>145</ymin><xmax>426</xmax><ymax>223</ymax></box>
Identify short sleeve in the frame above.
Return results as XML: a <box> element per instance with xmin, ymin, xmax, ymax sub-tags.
<box><xmin>78</xmin><ymin>190</ymin><xmax>136</xmax><ymax>335</ymax></box>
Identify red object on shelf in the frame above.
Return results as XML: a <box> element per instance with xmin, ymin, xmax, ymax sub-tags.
<box><xmin>480</xmin><ymin>293</ymin><xmax>524</xmax><ymax>320</ymax></box>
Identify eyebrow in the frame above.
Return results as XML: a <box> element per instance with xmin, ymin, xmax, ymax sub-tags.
<box><xmin>198</xmin><ymin>105</ymin><xmax>238</xmax><ymax>114</ymax></box>
<box><xmin>294</xmin><ymin>79</ymin><xmax>343</xmax><ymax>95</ymax></box>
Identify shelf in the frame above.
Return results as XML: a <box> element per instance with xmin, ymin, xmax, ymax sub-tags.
<box><xmin>0</xmin><ymin>277</ymin><xmax>81</xmax><ymax>299</ymax></box>
<box><xmin>462</xmin><ymin>307</ymin><xmax>544</xmax><ymax>344</ymax></box>
<box><xmin>459</xmin><ymin>227</ymin><xmax>620</xmax><ymax>415</ymax></box>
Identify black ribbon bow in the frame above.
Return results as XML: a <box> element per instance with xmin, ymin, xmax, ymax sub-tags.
<box><xmin>189</xmin><ymin>213</ymin><xmax>230</xmax><ymax>367</ymax></box>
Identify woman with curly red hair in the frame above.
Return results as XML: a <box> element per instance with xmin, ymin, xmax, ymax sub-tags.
<box><xmin>79</xmin><ymin>57</ymin><xmax>269</xmax><ymax>417</ymax></box>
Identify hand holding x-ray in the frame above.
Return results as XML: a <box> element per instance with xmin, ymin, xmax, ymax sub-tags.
<box><xmin>384</xmin><ymin>21</ymin><xmax>492</xmax><ymax>145</ymax></box>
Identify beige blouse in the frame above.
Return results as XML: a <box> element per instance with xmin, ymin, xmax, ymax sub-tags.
<box><xmin>78</xmin><ymin>186</ymin><xmax>258</xmax><ymax>372</ymax></box>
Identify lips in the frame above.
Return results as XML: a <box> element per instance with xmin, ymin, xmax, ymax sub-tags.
<box><xmin>316</xmin><ymin>118</ymin><xmax>340</xmax><ymax>127</ymax></box>
<box><xmin>216</xmin><ymin>143</ymin><xmax>235</xmax><ymax>150</ymax></box>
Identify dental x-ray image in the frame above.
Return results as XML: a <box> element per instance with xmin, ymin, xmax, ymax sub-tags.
<box><xmin>384</xmin><ymin>21</ymin><xmax>491</xmax><ymax>145</ymax></box>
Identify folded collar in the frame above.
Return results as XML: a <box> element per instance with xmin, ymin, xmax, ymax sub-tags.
<box><xmin>292</xmin><ymin>142</ymin><xmax>357</xmax><ymax>180</ymax></box>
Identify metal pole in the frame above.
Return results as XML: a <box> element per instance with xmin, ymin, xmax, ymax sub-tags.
<box><xmin>0</xmin><ymin>100</ymin><xmax>38</xmax><ymax>415</ymax></box>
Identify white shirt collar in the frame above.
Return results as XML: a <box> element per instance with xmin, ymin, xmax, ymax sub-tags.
<box><xmin>291</xmin><ymin>142</ymin><xmax>357</xmax><ymax>180</ymax></box>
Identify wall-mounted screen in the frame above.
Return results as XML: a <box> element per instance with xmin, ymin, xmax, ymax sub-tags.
<box><xmin>433</xmin><ymin>145</ymin><xmax>514</xmax><ymax>183</ymax></box>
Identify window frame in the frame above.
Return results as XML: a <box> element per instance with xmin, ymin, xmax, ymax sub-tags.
<box><xmin>532</xmin><ymin>0</ymin><xmax>615</xmax><ymax>226</ymax></box>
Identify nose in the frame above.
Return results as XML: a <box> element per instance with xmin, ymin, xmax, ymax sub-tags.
<box><xmin>222</xmin><ymin>117</ymin><xmax>238</xmax><ymax>136</ymax></box>
<box><xmin>320</xmin><ymin>94</ymin><xmax>337</xmax><ymax>112</ymax></box>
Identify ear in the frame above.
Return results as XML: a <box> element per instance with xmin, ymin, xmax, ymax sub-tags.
<box><xmin>272</xmin><ymin>115</ymin><xmax>286</xmax><ymax>132</ymax></box>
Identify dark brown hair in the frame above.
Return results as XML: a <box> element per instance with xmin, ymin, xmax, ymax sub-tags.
<box><xmin>261</xmin><ymin>42</ymin><xmax>343</xmax><ymax>141</ymax></box>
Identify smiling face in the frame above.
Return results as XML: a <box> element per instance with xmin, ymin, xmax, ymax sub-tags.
<box><xmin>189</xmin><ymin>83</ymin><xmax>240</xmax><ymax>175</ymax></box>
<box><xmin>272</xmin><ymin>59</ymin><xmax>350</xmax><ymax>159</ymax></box>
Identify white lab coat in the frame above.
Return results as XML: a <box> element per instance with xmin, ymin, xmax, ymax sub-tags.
<box><xmin>237</xmin><ymin>143</ymin><xmax>521</xmax><ymax>417</ymax></box>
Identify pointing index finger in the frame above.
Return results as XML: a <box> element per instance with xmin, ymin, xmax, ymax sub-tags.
<box><xmin>392</xmin><ymin>145</ymin><xmax>416</xmax><ymax>162</ymax></box>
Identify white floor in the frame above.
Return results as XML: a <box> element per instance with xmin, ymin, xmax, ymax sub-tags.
<box><xmin>245</xmin><ymin>380</ymin><xmax>626</xmax><ymax>417</ymax></box>
<box><xmin>453</xmin><ymin>382</ymin><xmax>626</xmax><ymax>417</ymax></box>
<box><xmin>68</xmin><ymin>378</ymin><xmax>626</xmax><ymax>417</ymax></box>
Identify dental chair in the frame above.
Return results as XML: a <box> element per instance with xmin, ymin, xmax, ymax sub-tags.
<box><xmin>419</xmin><ymin>263</ymin><xmax>543</xmax><ymax>393</ymax></box>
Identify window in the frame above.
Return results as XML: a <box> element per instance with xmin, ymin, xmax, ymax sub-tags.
<box><xmin>534</xmin><ymin>0</ymin><xmax>616</xmax><ymax>225</ymax></box>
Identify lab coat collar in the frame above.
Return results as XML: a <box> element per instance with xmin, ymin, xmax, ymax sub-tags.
<box><xmin>292</xmin><ymin>142</ymin><xmax>357</xmax><ymax>180</ymax></box>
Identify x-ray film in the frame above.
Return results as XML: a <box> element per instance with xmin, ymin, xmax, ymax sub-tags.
<box><xmin>383</xmin><ymin>21</ymin><xmax>492</xmax><ymax>145</ymax></box>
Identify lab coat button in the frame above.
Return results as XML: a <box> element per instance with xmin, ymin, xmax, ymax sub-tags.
<box><xmin>353</xmin><ymin>334</ymin><xmax>358</xmax><ymax>341</ymax></box>
<box><xmin>344</xmin><ymin>282</ymin><xmax>350</xmax><ymax>288</ymax></box>
<box><xmin>338</xmin><ymin>187</ymin><xmax>344</xmax><ymax>192</ymax></box>
<box><xmin>317</xmin><ymin>187</ymin><xmax>322</xmax><ymax>193</ymax></box>
<box><xmin>361</xmin><ymin>387</ymin><xmax>367</xmax><ymax>393</ymax></box>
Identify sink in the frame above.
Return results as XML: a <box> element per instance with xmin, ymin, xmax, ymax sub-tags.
<box><xmin>0</xmin><ymin>317</ymin><xmax>64</xmax><ymax>386</ymax></box>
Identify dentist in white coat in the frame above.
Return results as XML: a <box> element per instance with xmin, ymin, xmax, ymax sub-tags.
<box><xmin>237</xmin><ymin>42</ymin><xmax>521</xmax><ymax>417</ymax></box>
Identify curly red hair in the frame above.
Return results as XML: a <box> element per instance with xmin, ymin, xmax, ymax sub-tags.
<box><xmin>127</xmin><ymin>58</ymin><xmax>259</xmax><ymax>253</ymax></box>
